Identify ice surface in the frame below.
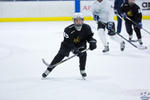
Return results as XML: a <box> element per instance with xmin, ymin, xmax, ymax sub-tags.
<box><xmin>0</xmin><ymin>20</ymin><xmax>150</xmax><ymax>100</ymax></box>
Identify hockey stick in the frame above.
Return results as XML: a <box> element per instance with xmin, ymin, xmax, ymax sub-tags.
<box><xmin>42</xmin><ymin>48</ymin><xmax>89</xmax><ymax>68</ymax></box>
<box><xmin>116</xmin><ymin>14</ymin><xmax>150</xmax><ymax>35</ymax></box>
<box><xmin>114</xmin><ymin>14</ymin><xmax>147</xmax><ymax>50</ymax></box>
<box><xmin>117</xmin><ymin>33</ymin><xmax>147</xmax><ymax>50</ymax></box>
<box><xmin>126</xmin><ymin>17</ymin><xmax>150</xmax><ymax>35</ymax></box>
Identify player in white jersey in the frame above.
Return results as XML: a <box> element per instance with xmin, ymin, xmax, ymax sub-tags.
<box><xmin>91</xmin><ymin>0</ymin><xmax>125</xmax><ymax>53</ymax></box>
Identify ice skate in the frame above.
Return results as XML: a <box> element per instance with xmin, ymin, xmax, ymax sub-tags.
<box><xmin>138</xmin><ymin>39</ymin><xmax>143</xmax><ymax>45</ymax></box>
<box><xmin>137</xmin><ymin>39</ymin><xmax>147</xmax><ymax>49</ymax></box>
<box><xmin>42</xmin><ymin>70</ymin><xmax>50</xmax><ymax>78</ymax></box>
<box><xmin>80</xmin><ymin>70</ymin><xmax>87</xmax><ymax>80</ymax></box>
<box><xmin>120</xmin><ymin>41</ymin><xmax>125</xmax><ymax>51</ymax></box>
<box><xmin>102</xmin><ymin>45</ymin><xmax>109</xmax><ymax>53</ymax></box>
<box><xmin>42</xmin><ymin>67</ymin><xmax>54</xmax><ymax>78</ymax></box>
<box><xmin>129</xmin><ymin>35</ymin><xmax>133</xmax><ymax>41</ymax></box>
<box><xmin>102</xmin><ymin>43</ymin><xmax>109</xmax><ymax>53</ymax></box>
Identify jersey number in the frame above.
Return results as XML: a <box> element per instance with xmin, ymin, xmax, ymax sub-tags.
<box><xmin>64</xmin><ymin>32</ymin><xmax>69</xmax><ymax>38</ymax></box>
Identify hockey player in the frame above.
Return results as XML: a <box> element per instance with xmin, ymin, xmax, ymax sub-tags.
<box><xmin>91</xmin><ymin>0</ymin><xmax>125</xmax><ymax>53</ymax></box>
<box><xmin>114</xmin><ymin>0</ymin><xmax>128</xmax><ymax>34</ymax></box>
<box><xmin>42</xmin><ymin>13</ymin><xmax>97</xmax><ymax>79</ymax></box>
<box><xmin>120</xmin><ymin>0</ymin><xmax>143</xmax><ymax>45</ymax></box>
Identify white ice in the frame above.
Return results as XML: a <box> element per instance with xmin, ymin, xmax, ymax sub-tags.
<box><xmin>0</xmin><ymin>20</ymin><xmax>150</xmax><ymax>100</ymax></box>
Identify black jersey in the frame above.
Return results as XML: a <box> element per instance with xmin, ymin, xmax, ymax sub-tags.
<box><xmin>62</xmin><ymin>23</ymin><xmax>94</xmax><ymax>49</ymax></box>
<box><xmin>120</xmin><ymin>2</ymin><xmax>142</xmax><ymax>22</ymax></box>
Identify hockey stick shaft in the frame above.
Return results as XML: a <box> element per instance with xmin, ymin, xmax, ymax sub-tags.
<box><xmin>116</xmin><ymin>14</ymin><xmax>150</xmax><ymax>35</ymax></box>
<box><xmin>118</xmin><ymin>33</ymin><xmax>147</xmax><ymax>50</ymax></box>
<box><xmin>126</xmin><ymin>17</ymin><xmax>150</xmax><ymax>35</ymax></box>
<box><xmin>42</xmin><ymin>48</ymin><xmax>89</xmax><ymax>68</ymax></box>
<box><xmin>117</xmin><ymin>34</ymin><xmax>138</xmax><ymax>48</ymax></box>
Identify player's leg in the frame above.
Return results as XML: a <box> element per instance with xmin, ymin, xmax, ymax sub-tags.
<box><xmin>78</xmin><ymin>52</ymin><xmax>87</xmax><ymax>78</ymax></box>
<box><xmin>42</xmin><ymin>53</ymin><xmax>65</xmax><ymax>78</ymax></box>
<box><xmin>107</xmin><ymin>21</ymin><xmax>125</xmax><ymax>51</ymax></box>
<box><xmin>42</xmin><ymin>43</ymin><xmax>71</xmax><ymax>78</ymax></box>
<box><xmin>125</xmin><ymin>20</ymin><xmax>133</xmax><ymax>41</ymax></box>
<box><xmin>110</xmin><ymin>35</ymin><xmax>125</xmax><ymax>51</ymax></box>
<box><xmin>133</xmin><ymin>25</ymin><xmax>143</xmax><ymax>45</ymax></box>
<box><xmin>97</xmin><ymin>21</ymin><xmax>109</xmax><ymax>53</ymax></box>
<box><xmin>117</xmin><ymin>16</ymin><xmax>122</xmax><ymax>34</ymax></box>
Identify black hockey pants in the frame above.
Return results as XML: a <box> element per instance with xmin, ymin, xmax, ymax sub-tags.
<box><xmin>125</xmin><ymin>19</ymin><xmax>142</xmax><ymax>39</ymax></box>
<box><xmin>47</xmin><ymin>43</ymin><xmax>87</xmax><ymax>72</ymax></box>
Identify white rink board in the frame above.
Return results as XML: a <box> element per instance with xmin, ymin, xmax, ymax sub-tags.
<box><xmin>0</xmin><ymin>0</ymin><xmax>150</xmax><ymax>18</ymax></box>
<box><xmin>0</xmin><ymin>1</ymin><xmax>74</xmax><ymax>18</ymax></box>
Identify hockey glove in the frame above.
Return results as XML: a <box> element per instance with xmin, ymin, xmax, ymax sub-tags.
<box><xmin>138</xmin><ymin>22</ymin><xmax>142</xmax><ymax>29</ymax></box>
<box><xmin>121</xmin><ymin>13</ymin><xmax>127</xmax><ymax>19</ymax></box>
<box><xmin>89</xmin><ymin>39</ymin><xmax>97</xmax><ymax>50</ymax></box>
<box><xmin>93</xmin><ymin>14</ymin><xmax>100</xmax><ymax>21</ymax></box>
<box><xmin>72</xmin><ymin>48</ymin><xmax>82</xmax><ymax>56</ymax></box>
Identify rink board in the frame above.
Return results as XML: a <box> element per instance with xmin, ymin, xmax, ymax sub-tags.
<box><xmin>0</xmin><ymin>16</ymin><xmax>149</xmax><ymax>22</ymax></box>
<box><xmin>0</xmin><ymin>0</ymin><xmax>150</xmax><ymax>22</ymax></box>
<box><xmin>0</xmin><ymin>16</ymin><xmax>93</xmax><ymax>22</ymax></box>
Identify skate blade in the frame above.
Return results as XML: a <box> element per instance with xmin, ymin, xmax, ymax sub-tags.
<box><xmin>41</xmin><ymin>77</ymin><xmax>47</xmax><ymax>80</ymax></box>
<box><xmin>130</xmin><ymin>40</ymin><xmax>138</xmax><ymax>42</ymax></box>
<box><xmin>82</xmin><ymin>76</ymin><xmax>86</xmax><ymax>80</ymax></box>
<box><xmin>103</xmin><ymin>52</ymin><xmax>110</xmax><ymax>55</ymax></box>
<box><xmin>138</xmin><ymin>45</ymin><xmax>148</xmax><ymax>50</ymax></box>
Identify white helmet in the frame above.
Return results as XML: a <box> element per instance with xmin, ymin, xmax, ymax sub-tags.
<box><xmin>73</xmin><ymin>13</ymin><xmax>84</xmax><ymax>31</ymax></box>
<box><xmin>73</xmin><ymin>13</ymin><xmax>84</xmax><ymax>20</ymax></box>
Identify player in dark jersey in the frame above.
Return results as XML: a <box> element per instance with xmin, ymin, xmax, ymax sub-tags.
<box><xmin>120</xmin><ymin>0</ymin><xmax>143</xmax><ymax>45</ymax></box>
<box><xmin>42</xmin><ymin>13</ymin><xmax>97</xmax><ymax>79</ymax></box>
<box><xmin>114</xmin><ymin>0</ymin><xmax>128</xmax><ymax>34</ymax></box>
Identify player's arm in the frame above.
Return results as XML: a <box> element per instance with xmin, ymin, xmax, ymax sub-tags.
<box><xmin>86</xmin><ymin>25</ymin><xmax>97</xmax><ymax>50</ymax></box>
<box><xmin>114</xmin><ymin>0</ymin><xmax>118</xmax><ymax>10</ymax></box>
<box><xmin>114</xmin><ymin>0</ymin><xmax>118</xmax><ymax>14</ymax></box>
<box><xmin>133</xmin><ymin>5</ymin><xmax>142</xmax><ymax>28</ymax></box>
<box><xmin>63</xmin><ymin>28</ymin><xmax>75</xmax><ymax>49</ymax></box>
<box><xmin>120</xmin><ymin>3</ymin><xmax>128</xmax><ymax>19</ymax></box>
<box><xmin>120</xmin><ymin>3</ymin><xmax>126</xmax><ymax>13</ymax></box>
<box><xmin>134</xmin><ymin>5</ymin><xmax>142</xmax><ymax>22</ymax></box>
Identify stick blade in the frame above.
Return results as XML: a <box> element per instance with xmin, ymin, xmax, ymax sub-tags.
<box><xmin>42</xmin><ymin>58</ymin><xmax>49</xmax><ymax>67</ymax></box>
<box><xmin>137</xmin><ymin>45</ymin><xmax>148</xmax><ymax>50</ymax></box>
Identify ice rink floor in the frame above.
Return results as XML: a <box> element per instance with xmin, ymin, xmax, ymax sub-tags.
<box><xmin>0</xmin><ymin>20</ymin><xmax>150</xmax><ymax>100</ymax></box>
